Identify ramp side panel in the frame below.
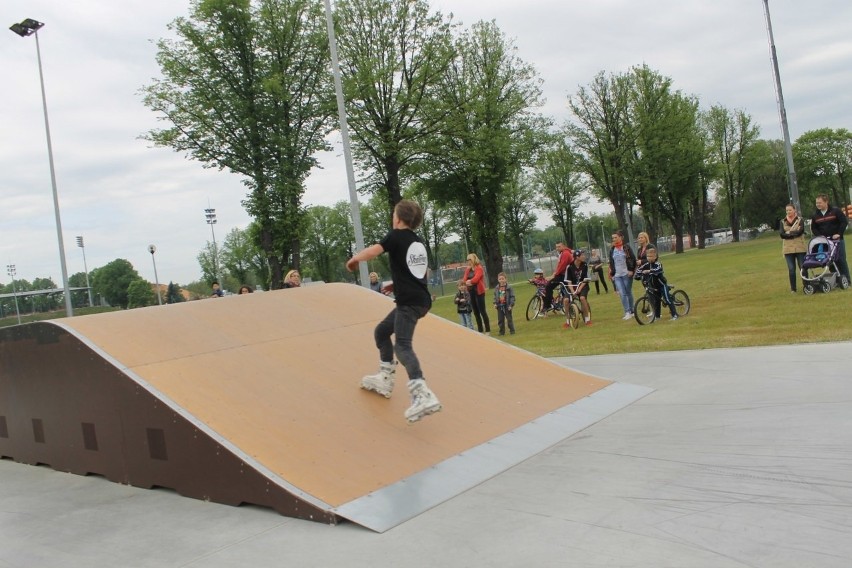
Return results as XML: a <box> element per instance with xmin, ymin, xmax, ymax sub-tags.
<box><xmin>0</xmin><ymin>323</ymin><xmax>337</xmax><ymax>525</ymax></box>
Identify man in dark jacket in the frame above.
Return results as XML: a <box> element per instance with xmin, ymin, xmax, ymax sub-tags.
<box><xmin>811</xmin><ymin>194</ymin><xmax>849</xmax><ymax>282</ymax></box>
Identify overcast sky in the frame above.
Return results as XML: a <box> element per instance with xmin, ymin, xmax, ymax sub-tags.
<box><xmin>2</xmin><ymin>0</ymin><xmax>850</xmax><ymax>287</ymax></box>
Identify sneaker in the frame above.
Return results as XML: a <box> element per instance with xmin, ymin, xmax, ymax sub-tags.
<box><xmin>360</xmin><ymin>361</ymin><xmax>396</xmax><ymax>398</ymax></box>
<box><xmin>585</xmin><ymin>320</ymin><xmax>593</xmax><ymax>326</ymax></box>
<box><xmin>671</xmin><ymin>315</ymin><xmax>679</xmax><ymax>321</ymax></box>
<box><xmin>562</xmin><ymin>321</ymin><xmax>570</xmax><ymax>329</ymax></box>
<box><xmin>404</xmin><ymin>379</ymin><xmax>442</xmax><ymax>423</ymax></box>
<box><xmin>622</xmin><ymin>313</ymin><xmax>632</xmax><ymax>321</ymax></box>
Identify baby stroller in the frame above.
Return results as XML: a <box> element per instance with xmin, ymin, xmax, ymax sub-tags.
<box><xmin>800</xmin><ymin>236</ymin><xmax>850</xmax><ymax>294</ymax></box>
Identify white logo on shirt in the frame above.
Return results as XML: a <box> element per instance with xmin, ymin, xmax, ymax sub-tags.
<box><xmin>406</xmin><ymin>242</ymin><xmax>428</xmax><ymax>279</ymax></box>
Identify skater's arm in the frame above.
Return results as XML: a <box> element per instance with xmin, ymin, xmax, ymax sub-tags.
<box><xmin>346</xmin><ymin>244</ymin><xmax>384</xmax><ymax>272</ymax></box>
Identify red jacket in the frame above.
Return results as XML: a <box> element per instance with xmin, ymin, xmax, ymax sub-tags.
<box><xmin>463</xmin><ymin>265</ymin><xmax>487</xmax><ymax>295</ymax></box>
<box><xmin>553</xmin><ymin>249</ymin><xmax>574</xmax><ymax>280</ymax></box>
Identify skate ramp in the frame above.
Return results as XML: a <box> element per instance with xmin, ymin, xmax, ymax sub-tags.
<box><xmin>0</xmin><ymin>283</ymin><xmax>651</xmax><ymax>532</ymax></box>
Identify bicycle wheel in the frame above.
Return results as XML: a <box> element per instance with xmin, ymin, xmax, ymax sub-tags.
<box><xmin>526</xmin><ymin>295</ymin><xmax>543</xmax><ymax>321</ymax></box>
<box><xmin>633</xmin><ymin>296</ymin><xmax>656</xmax><ymax>325</ymax></box>
<box><xmin>671</xmin><ymin>290</ymin><xmax>690</xmax><ymax>317</ymax></box>
<box><xmin>568</xmin><ymin>300</ymin><xmax>583</xmax><ymax>329</ymax></box>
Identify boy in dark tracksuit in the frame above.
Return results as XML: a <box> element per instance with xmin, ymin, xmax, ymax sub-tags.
<box><xmin>634</xmin><ymin>247</ymin><xmax>678</xmax><ymax>320</ymax></box>
<box><xmin>493</xmin><ymin>272</ymin><xmax>515</xmax><ymax>335</ymax></box>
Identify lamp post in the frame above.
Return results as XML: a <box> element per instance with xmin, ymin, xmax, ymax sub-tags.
<box><xmin>9</xmin><ymin>18</ymin><xmax>73</xmax><ymax>317</ymax></box>
<box><xmin>148</xmin><ymin>245</ymin><xmax>162</xmax><ymax>306</ymax></box>
<box><xmin>762</xmin><ymin>0</ymin><xmax>800</xmax><ymax>214</ymax></box>
<box><xmin>204</xmin><ymin>207</ymin><xmax>219</xmax><ymax>283</ymax></box>
<box><xmin>600</xmin><ymin>221</ymin><xmax>608</xmax><ymax>258</ymax></box>
<box><xmin>6</xmin><ymin>265</ymin><xmax>22</xmax><ymax>325</ymax></box>
<box><xmin>322</xmin><ymin>0</ymin><xmax>370</xmax><ymax>289</ymax></box>
<box><xmin>76</xmin><ymin>236</ymin><xmax>94</xmax><ymax>307</ymax></box>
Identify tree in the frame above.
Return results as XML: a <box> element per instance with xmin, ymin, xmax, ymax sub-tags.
<box><xmin>301</xmin><ymin>202</ymin><xmax>355</xmax><ymax>283</ymax></box>
<box><xmin>535</xmin><ymin>140</ymin><xmax>587</xmax><ymax>246</ymax></box>
<box><xmin>335</xmin><ymin>0</ymin><xmax>456</xmax><ymax>216</ymax></box>
<box><xmin>220</xmin><ymin>227</ymin><xmax>258</xmax><ymax>287</ymax></box>
<box><xmin>127</xmin><ymin>279</ymin><xmax>156</xmax><ymax>309</ymax></box>
<box><xmin>501</xmin><ymin>171</ymin><xmax>538</xmax><ymax>265</ymax></box>
<box><xmin>743</xmin><ymin>139</ymin><xmax>788</xmax><ymax>228</ymax></box>
<box><xmin>704</xmin><ymin>105</ymin><xmax>761</xmax><ymax>241</ymax></box>
<box><xmin>142</xmin><ymin>0</ymin><xmax>335</xmax><ymax>287</ymax></box>
<box><xmin>68</xmin><ymin>271</ymin><xmax>91</xmax><ymax>308</ymax></box>
<box><xmin>628</xmin><ymin>66</ymin><xmax>704</xmax><ymax>253</ymax></box>
<box><xmin>793</xmin><ymin>127</ymin><xmax>852</xmax><ymax>208</ymax></box>
<box><xmin>91</xmin><ymin>259</ymin><xmax>142</xmax><ymax>308</ymax></box>
<box><xmin>166</xmin><ymin>282</ymin><xmax>186</xmax><ymax>304</ymax></box>
<box><xmin>427</xmin><ymin>20</ymin><xmax>550</xmax><ymax>286</ymax></box>
<box><xmin>197</xmin><ymin>242</ymin><xmax>220</xmax><ymax>285</ymax></box>
<box><xmin>568</xmin><ymin>71</ymin><xmax>636</xmax><ymax>233</ymax></box>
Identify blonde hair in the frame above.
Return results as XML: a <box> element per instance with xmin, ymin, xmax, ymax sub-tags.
<box><xmin>369</xmin><ymin>271</ymin><xmax>379</xmax><ymax>280</ymax></box>
<box><xmin>284</xmin><ymin>269</ymin><xmax>300</xmax><ymax>283</ymax></box>
<box><xmin>638</xmin><ymin>232</ymin><xmax>650</xmax><ymax>244</ymax></box>
<box><xmin>466</xmin><ymin>253</ymin><xmax>481</xmax><ymax>266</ymax></box>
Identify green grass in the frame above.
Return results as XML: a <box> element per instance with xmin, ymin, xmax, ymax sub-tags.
<box><xmin>430</xmin><ymin>234</ymin><xmax>852</xmax><ymax>356</ymax></box>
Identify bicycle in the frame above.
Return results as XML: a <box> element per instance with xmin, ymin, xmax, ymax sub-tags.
<box><xmin>526</xmin><ymin>280</ymin><xmax>584</xmax><ymax>329</ymax></box>
<box><xmin>633</xmin><ymin>275</ymin><xmax>690</xmax><ymax>325</ymax></box>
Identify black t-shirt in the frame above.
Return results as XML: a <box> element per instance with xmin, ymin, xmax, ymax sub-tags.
<box><xmin>380</xmin><ymin>229</ymin><xmax>432</xmax><ymax>307</ymax></box>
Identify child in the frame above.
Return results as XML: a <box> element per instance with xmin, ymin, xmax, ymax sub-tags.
<box><xmin>492</xmin><ymin>272</ymin><xmax>516</xmax><ymax>336</ymax></box>
<box><xmin>454</xmin><ymin>281</ymin><xmax>474</xmax><ymax>329</ymax></box>
<box><xmin>529</xmin><ymin>268</ymin><xmax>547</xmax><ymax>294</ymax></box>
<box><xmin>634</xmin><ymin>246</ymin><xmax>678</xmax><ymax>320</ymax></box>
<box><xmin>565</xmin><ymin>249</ymin><xmax>592</xmax><ymax>327</ymax></box>
<box><xmin>345</xmin><ymin>200</ymin><xmax>442</xmax><ymax>423</ymax></box>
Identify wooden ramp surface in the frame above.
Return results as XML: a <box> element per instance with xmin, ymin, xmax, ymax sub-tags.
<box><xmin>1</xmin><ymin>284</ymin><xmax>651</xmax><ymax>531</ymax></box>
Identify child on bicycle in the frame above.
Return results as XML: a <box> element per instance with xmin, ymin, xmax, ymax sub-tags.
<box><xmin>493</xmin><ymin>272</ymin><xmax>516</xmax><ymax>335</ymax></box>
<box><xmin>454</xmin><ymin>280</ymin><xmax>474</xmax><ymax>330</ymax></box>
<box><xmin>565</xmin><ymin>249</ymin><xmax>592</xmax><ymax>327</ymax></box>
<box><xmin>529</xmin><ymin>268</ymin><xmax>547</xmax><ymax>295</ymax></box>
<box><xmin>634</xmin><ymin>246</ymin><xmax>678</xmax><ymax>320</ymax></box>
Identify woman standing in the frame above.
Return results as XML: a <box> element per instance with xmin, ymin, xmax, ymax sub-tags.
<box><xmin>780</xmin><ymin>204</ymin><xmax>806</xmax><ymax>293</ymax></box>
<box><xmin>463</xmin><ymin>253</ymin><xmax>491</xmax><ymax>334</ymax></box>
<box><xmin>282</xmin><ymin>270</ymin><xmax>301</xmax><ymax>288</ymax></box>
<box><xmin>608</xmin><ymin>230</ymin><xmax>637</xmax><ymax>320</ymax></box>
<box><xmin>588</xmin><ymin>249</ymin><xmax>608</xmax><ymax>294</ymax></box>
<box><xmin>636</xmin><ymin>232</ymin><xmax>651</xmax><ymax>264</ymax></box>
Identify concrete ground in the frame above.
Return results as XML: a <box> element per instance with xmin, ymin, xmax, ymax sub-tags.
<box><xmin>1</xmin><ymin>342</ymin><xmax>850</xmax><ymax>568</ymax></box>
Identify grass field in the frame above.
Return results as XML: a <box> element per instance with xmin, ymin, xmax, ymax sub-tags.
<box><xmin>430</xmin><ymin>234</ymin><xmax>852</xmax><ymax>357</ymax></box>
<box><xmin>4</xmin><ymin>234</ymin><xmax>851</xmax><ymax>357</ymax></box>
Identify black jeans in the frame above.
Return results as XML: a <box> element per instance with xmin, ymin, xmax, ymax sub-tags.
<box><xmin>592</xmin><ymin>267</ymin><xmax>608</xmax><ymax>294</ymax></box>
<box><xmin>375</xmin><ymin>304</ymin><xmax>429</xmax><ymax>381</ymax></box>
<box><xmin>469</xmin><ymin>291</ymin><xmax>491</xmax><ymax>333</ymax></box>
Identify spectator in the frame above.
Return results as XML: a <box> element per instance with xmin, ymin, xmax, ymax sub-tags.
<box><xmin>811</xmin><ymin>194</ymin><xmax>849</xmax><ymax>283</ymax></box>
<box><xmin>454</xmin><ymin>280</ymin><xmax>474</xmax><ymax>330</ymax></box>
<box><xmin>282</xmin><ymin>270</ymin><xmax>301</xmax><ymax>289</ymax></box>
<box><xmin>369</xmin><ymin>272</ymin><xmax>383</xmax><ymax>293</ymax></box>
<box><xmin>636</xmin><ymin>232</ymin><xmax>651</xmax><ymax>264</ymax></box>
<box><xmin>608</xmin><ymin>230</ymin><xmax>637</xmax><ymax>320</ymax></box>
<box><xmin>492</xmin><ymin>272</ymin><xmax>516</xmax><ymax>336</ymax></box>
<box><xmin>542</xmin><ymin>242</ymin><xmax>574</xmax><ymax>313</ymax></box>
<box><xmin>565</xmin><ymin>249</ymin><xmax>592</xmax><ymax>326</ymax></box>
<box><xmin>779</xmin><ymin>204</ymin><xmax>806</xmax><ymax>293</ymax></box>
<box><xmin>210</xmin><ymin>281</ymin><xmax>224</xmax><ymax>298</ymax></box>
<box><xmin>462</xmin><ymin>253</ymin><xmax>491</xmax><ymax>334</ymax></box>
<box><xmin>588</xmin><ymin>249</ymin><xmax>608</xmax><ymax>294</ymax></box>
<box><xmin>238</xmin><ymin>285</ymin><xmax>253</xmax><ymax>295</ymax></box>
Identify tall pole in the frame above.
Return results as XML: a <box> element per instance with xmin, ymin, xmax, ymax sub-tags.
<box><xmin>600</xmin><ymin>221</ymin><xmax>608</xmax><ymax>258</ymax></box>
<box><xmin>323</xmin><ymin>0</ymin><xmax>370</xmax><ymax>288</ymax></box>
<box><xmin>148</xmin><ymin>245</ymin><xmax>163</xmax><ymax>306</ymax></box>
<box><xmin>763</xmin><ymin>0</ymin><xmax>800</xmax><ymax>213</ymax></box>
<box><xmin>6</xmin><ymin>265</ymin><xmax>22</xmax><ymax>325</ymax></box>
<box><xmin>9</xmin><ymin>20</ymin><xmax>73</xmax><ymax>316</ymax></box>
<box><xmin>205</xmin><ymin>207</ymin><xmax>219</xmax><ymax>283</ymax></box>
<box><xmin>76</xmin><ymin>236</ymin><xmax>93</xmax><ymax>307</ymax></box>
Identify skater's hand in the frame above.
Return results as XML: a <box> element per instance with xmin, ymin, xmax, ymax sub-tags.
<box><xmin>346</xmin><ymin>258</ymin><xmax>358</xmax><ymax>272</ymax></box>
